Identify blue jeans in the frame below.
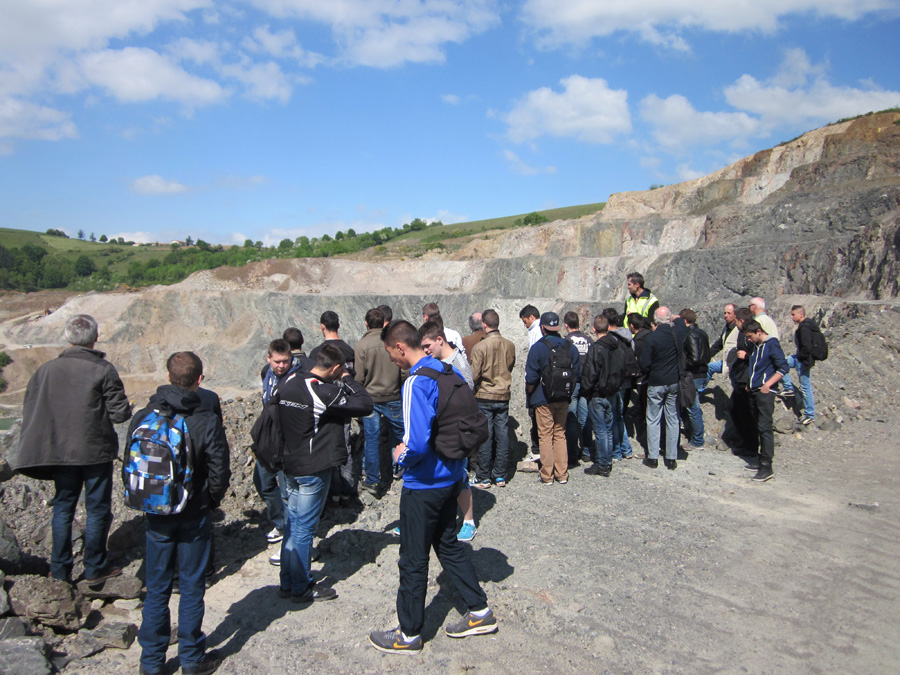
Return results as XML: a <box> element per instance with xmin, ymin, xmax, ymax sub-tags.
<box><xmin>475</xmin><ymin>401</ymin><xmax>510</xmax><ymax>482</ymax></box>
<box><xmin>51</xmin><ymin>462</ymin><xmax>113</xmax><ymax>581</ymax></box>
<box><xmin>139</xmin><ymin>512</ymin><xmax>210</xmax><ymax>673</ymax></box>
<box><xmin>566</xmin><ymin>384</ymin><xmax>592</xmax><ymax>459</ymax></box>
<box><xmin>684</xmin><ymin>377</ymin><xmax>706</xmax><ymax>447</ymax></box>
<box><xmin>647</xmin><ymin>383</ymin><xmax>679</xmax><ymax>460</ymax></box>
<box><xmin>253</xmin><ymin>460</ymin><xmax>287</xmax><ymax>531</ymax></box>
<box><xmin>786</xmin><ymin>356</ymin><xmax>814</xmax><ymax>418</ymax></box>
<box><xmin>362</xmin><ymin>400</ymin><xmax>404</xmax><ymax>486</ymax></box>
<box><xmin>611</xmin><ymin>390</ymin><xmax>633</xmax><ymax>459</ymax></box>
<box><xmin>704</xmin><ymin>360</ymin><xmax>723</xmax><ymax>388</ymax></box>
<box><xmin>588</xmin><ymin>396</ymin><xmax>614</xmax><ymax>466</ymax></box>
<box><xmin>280</xmin><ymin>469</ymin><xmax>332</xmax><ymax>595</ymax></box>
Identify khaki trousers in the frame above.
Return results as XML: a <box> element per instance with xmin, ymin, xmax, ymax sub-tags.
<box><xmin>535</xmin><ymin>402</ymin><xmax>569</xmax><ymax>483</ymax></box>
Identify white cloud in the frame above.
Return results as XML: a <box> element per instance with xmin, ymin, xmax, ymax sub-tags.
<box><xmin>0</xmin><ymin>97</ymin><xmax>78</xmax><ymax>141</ymax></box>
<box><xmin>503</xmin><ymin>149</ymin><xmax>539</xmax><ymax>175</ymax></box>
<box><xmin>241</xmin><ymin>25</ymin><xmax>325</xmax><ymax>67</ymax></box>
<box><xmin>504</xmin><ymin>75</ymin><xmax>631</xmax><ymax>144</ymax></box>
<box><xmin>221</xmin><ymin>60</ymin><xmax>292</xmax><ymax>103</ymax></box>
<box><xmin>521</xmin><ymin>0</ymin><xmax>897</xmax><ymax>49</ymax></box>
<box><xmin>131</xmin><ymin>175</ymin><xmax>190</xmax><ymax>194</ymax></box>
<box><xmin>640</xmin><ymin>94</ymin><xmax>759</xmax><ymax>152</ymax></box>
<box><xmin>108</xmin><ymin>231</ymin><xmax>156</xmax><ymax>243</ymax></box>
<box><xmin>442</xmin><ymin>94</ymin><xmax>461</xmax><ymax>105</ymax></box>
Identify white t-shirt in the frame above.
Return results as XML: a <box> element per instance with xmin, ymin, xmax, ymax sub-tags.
<box><xmin>528</xmin><ymin>320</ymin><xmax>542</xmax><ymax>347</ymax></box>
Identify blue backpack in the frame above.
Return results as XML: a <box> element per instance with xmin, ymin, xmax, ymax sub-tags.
<box><xmin>123</xmin><ymin>410</ymin><xmax>193</xmax><ymax>515</ymax></box>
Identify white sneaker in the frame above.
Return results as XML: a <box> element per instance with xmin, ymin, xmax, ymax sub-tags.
<box><xmin>269</xmin><ymin>549</ymin><xmax>281</xmax><ymax>566</ymax></box>
<box><xmin>267</xmin><ymin>528</ymin><xmax>284</xmax><ymax>544</ymax></box>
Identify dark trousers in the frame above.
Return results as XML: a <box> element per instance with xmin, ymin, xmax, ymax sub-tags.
<box><xmin>475</xmin><ymin>401</ymin><xmax>510</xmax><ymax>482</ymax></box>
<box><xmin>749</xmin><ymin>390</ymin><xmax>776</xmax><ymax>465</ymax></box>
<box><xmin>140</xmin><ymin>512</ymin><xmax>210</xmax><ymax>673</ymax></box>
<box><xmin>51</xmin><ymin>462</ymin><xmax>113</xmax><ymax>581</ymax></box>
<box><xmin>397</xmin><ymin>480</ymin><xmax>488</xmax><ymax>636</ymax></box>
<box><xmin>731</xmin><ymin>386</ymin><xmax>759</xmax><ymax>455</ymax></box>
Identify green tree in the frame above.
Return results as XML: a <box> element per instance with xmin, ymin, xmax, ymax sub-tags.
<box><xmin>45</xmin><ymin>228</ymin><xmax>68</xmax><ymax>238</ymax></box>
<box><xmin>335</xmin><ymin>231</ymin><xmax>345</xmax><ymax>241</ymax></box>
<box><xmin>77</xmin><ymin>229</ymin><xmax>85</xmax><ymax>240</ymax></box>
<box><xmin>409</xmin><ymin>218</ymin><xmax>427</xmax><ymax>231</ymax></box>
<box><xmin>99</xmin><ymin>234</ymin><xmax>108</xmax><ymax>243</ymax></box>
<box><xmin>89</xmin><ymin>232</ymin><xmax>96</xmax><ymax>242</ymax></box>
<box><xmin>195</xmin><ymin>239</ymin><xmax>211</xmax><ymax>251</ymax></box>
<box><xmin>346</xmin><ymin>228</ymin><xmax>356</xmax><ymax>238</ymax></box>
<box><xmin>523</xmin><ymin>212</ymin><xmax>548</xmax><ymax>226</ymax></box>
<box><xmin>278</xmin><ymin>238</ymin><xmax>292</xmax><ymax>250</ymax></box>
<box><xmin>74</xmin><ymin>255</ymin><xmax>96</xmax><ymax>276</ymax></box>
<box><xmin>321</xmin><ymin>234</ymin><xmax>332</xmax><ymax>242</ymax></box>
<box><xmin>185</xmin><ymin>235</ymin><xmax>194</xmax><ymax>246</ymax></box>
<box><xmin>244</xmin><ymin>239</ymin><xmax>254</xmax><ymax>248</ymax></box>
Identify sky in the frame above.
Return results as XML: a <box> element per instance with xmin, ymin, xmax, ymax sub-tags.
<box><xmin>1</xmin><ymin>0</ymin><xmax>899</xmax><ymax>247</ymax></box>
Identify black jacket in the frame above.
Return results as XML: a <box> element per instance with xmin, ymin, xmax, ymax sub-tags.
<box><xmin>730</xmin><ymin>331</ymin><xmax>753</xmax><ymax>386</ymax></box>
<box><xmin>580</xmin><ymin>334</ymin><xmax>619</xmax><ymax>398</ymax></box>
<box><xmin>129</xmin><ymin>385</ymin><xmax>231</xmax><ymax>518</ymax></box>
<box><xmin>639</xmin><ymin>321</ymin><xmax>688</xmax><ymax>386</ymax></box>
<box><xmin>794</xmin><ymin>318</ymin><xmax>819</xmax><ymax>368</ymax></box>
<box><xmin>684</xmin><ymin>324</ymin><xmax>711</xmax><ymax>377</ymax></box>
<box><xmin>278</xmin><ymin>372</ymin><xmax>374</xmax><ymax>477</ymax></box>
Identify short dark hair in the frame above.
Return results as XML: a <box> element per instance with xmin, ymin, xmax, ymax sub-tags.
<box><xmin>592</xmin><ymin>315</ymin><xmax>609</xmax><ymax>334</ymax></box>
<box><xmin>422</xmin><ymin>302</ymin><xmax>440</xmax><ymax>320</ymax></box>
<box><xmin>315</xmin><ymin>342</ymin><xmax>346</xmax><ymax>370</ymax></box>
<box><xmin>320</xmin><ymin>311</ymin><xmax>340</xmax><ymax>332</ymax></box>
<box><xmin>268</xmin><ymin>338</ymin><xmax>292</xmax><ymax>356</ymax></box>
<box><xmin>743</xmin><ymin>319</ymin><xmax>763</xmax><ymax>334</ymax></box>
<box><xmin>563</xmin><ymin>311</ymin><xmax>580</xmax><ymax>330</ymax></box>
<box><xmin>282</xmin><ymin>328</ymin><xmax>303</xmax><ymax>350</ymax></box>
<box><xmin>376</xmin><ymin>305</ymin><xmax>393</xmax><ymax>323</ymax></box>
<box><xmin>381</xmin><ymin>319</ymin><xmax>420</xmax><ymax>349</ymax></box>
<box><xmin>602</xmin><ymin>307</ymin><xmax>621</xmax><ymax>328</ymax></box>
<box><xmin>791</xmin><ymin>305</ymin><xmax>806</xmax><ymax>315</ymax></box>
<box><xmin>627</xmin><ymin>312</ymin><xmax>646</xmax><ymax>330</ymax></box>
<box><xmin>418</xmin><ymin>321</ymin><xmax>446</xmax><ymax>343</ymax></box>
<box><xmin>167</xmin><ymin>351</ymin><xmax>203</xmax><ymax>388</ymax></box>
<box><xmin>735</xmin><ymin>307</ymin><xmax>753</xmax><ymax>322</ymax></box>
<box><xmin>519</xmin><ymin>304</ymin><xmax>540</xmax><ymax>320</ymax></box>
<box><xmin>482</xmin><ymin>309</ymin><xmax>499</xmax><ymax>329</ymax></box>
<box><xmin>365</xmin><ymin>308</ymin><xmax>385</xmax><ymax>330</ymax></box>
<box><xmin>627</xmin><ymin>272</ymin><xmax>645</xmax><ymax>288</ymax></box>
<box><xmin>680</xmin><ymin>308</ymin><xmax>697</xmax><ymax>325</ymax></box>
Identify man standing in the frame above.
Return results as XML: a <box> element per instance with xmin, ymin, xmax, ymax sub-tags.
<box><xmin>277</xmin><ymin>344</ymin><xmax>373</xmax><ymax>601</ymax></box>
<box><xmin>580</xmin><ymin>316</ymin><xmax>626</xmax><ymax>477</ymax></box>
<box><xmin>639</xmin><ymin>307</ymin><xmax>687</xmax><ymax>470</ymax></box>
<box><xmin>680</xmin><ymin>309</ymin><xmax>710</xmax><ymax>450</ymax></box>
<box><xmin>15</xmin><ymin>314</ymin><xmax>132</xmax><ymax>584</ymax></box>
<box><xmin>369</xmin><ymin>321</ymin><xmax>497</xmax><ymax>653</ymax></box>
<box><xmin>704</xmin><ymin>304</ymin><xmax>737</xmax><ymax>389</ymax></box>
<box><xmin>282</xmin><ymin>327</ymin><xmax>314</xmax><ymax>373</ymax></box>
<box><xmin>788</xmin><ymin>305</ymin><xmax>819</xmax><ymax>425</ymax></box>
<box><xmin>461</xmin><ymin>312</ymin><xmax>486</xmax><ymax>363</ymax></box>
<box><xmin>470</xmin><ymin>309</ymin><xmax>516</xmax><ymax>488</ymax></box>
<box><xmin>563</xmin><ymin>311</ymin><xmax>592</xmax><ymax>464</ymax></box>
<box><xmin>132</xmin><ymin>352</ymin><xmax>230</xmax><ymax>675</ymax></box>
<box><xmin>624</xmin><ymin>273</ymin><xmax>660</xmax><ymax>320</ymax></box>
<box><xmin>525</xmin><ymin>312</ymin><xmax>581</xmax><ymax>484</ymax></box>
<box><xmin>602</xmin><ymin>308</ymin><xmax>635</xmax><ymax>461</ymax></box>
<box><xmin>519</xmin><ymin>304</ymin><xmax>543</xmax><ymax>461</ymax></box>
<box><xmin>422</xmin><ymin>302</ymin><xmax>466</xmax><ymax>360</ymax></box>
<box><xmin>728</xmin><ymin>308</ymin><xmax>757</xmax><ymax>457</ymax></box>
<box><xmin>309</xmin><ymin>311</ymin><xmax>356</xmax><ymax>377</ymax></box>
<box><xmin>355</xmin><ymin>308</ymin><xmax>404</xmax><ymax>496</ymax></box>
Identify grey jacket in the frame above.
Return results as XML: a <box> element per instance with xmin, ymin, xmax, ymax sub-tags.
<box><xmin>14</xmin><ymin>346</ymin><xmax>132</xmax><ymax>476</ymax></box>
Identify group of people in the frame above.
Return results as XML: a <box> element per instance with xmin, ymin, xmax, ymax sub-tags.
<box><xmin>11</xmin><ymin>276</ymin><xmax>824</xmax><ymax>671</ymax></box>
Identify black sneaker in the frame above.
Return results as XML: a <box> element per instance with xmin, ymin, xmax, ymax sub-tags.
<box><xmin>664</xmin><ymin>459</ymin><xmax>677</xmax><ymax>470</ymax></box>
<box><xmin>445</xmin><ymin>609</ymin><xmax>498</xmax><ymax>638</ymax></box>
<box><xmin>361</xmin><ymin>482</ymin><xmax>381</xmax><ymax>498</ymax></box>
<box><xmin>584</xmin><ymin>463</ymin><xmax>611</xmax><ymax>477</ymax></box>
<box><xmin>751</xmin><ymin>466</ymin><xmax>774</xmax><ymax>482</ymax></box>
<box><xmin>292</xmin><ymin>583</ymin><xmax>337</xmax><ymax>603</ymax></box>
<box><xmin>642</xmin><ymin>458</ymin><xmax>658</xmax><ymax>469</ymax></box>
<box><xmin>800</xmin><ymin>415</ymin><xmax>814</xmax><ymax>426</ymax></box>
<box><xmin>368</xmin><ymin>628</ymin><xmax>423</xmax><ymax>654</ymax></box>
<box><xmin>181</xmin><ymin>650</ymin><xmax>221</xmax><ymax>675</ymax></box>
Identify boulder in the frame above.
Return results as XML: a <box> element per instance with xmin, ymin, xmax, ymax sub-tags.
<box><xmin>0</xmin><ymin>636</ymin><xmax>50</xmax><ymax>675</ymax></box>
<box><xmin>89</xmin><ymin>621</ymin><xmax>137</xmax><ymax>650</ymax></box>
<box><xmin>0</xmin><ymin>521</ymin><xmax>20</xmax><ymax>572</ymax></box>
<box><xmin>7</xmin><ymin>576</ymin><xmax>90</xmax><ymax>632</ymax></box>
<box><xmin>0</xmin><ymin>616</ymin><xmax>27</xmax><ymax>640</ymax></box>
<box><xmin>77</xmin><ymin>573</ymin><xmax>143</xmax><ymax>600</ymax></box>
<box><xmin>0</xmin><ymin>571</ymin><xmax>8</xmax><ymax>615</ymax></box>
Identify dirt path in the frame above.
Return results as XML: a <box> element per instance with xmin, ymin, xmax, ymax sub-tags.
<box><xmin>68</xmin><ymin>420</ymin><xmax>899</xmax><ymax>674</ymax></box>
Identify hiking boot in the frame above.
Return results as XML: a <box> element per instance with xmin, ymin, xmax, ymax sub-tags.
<box><xmin>84</xmin><ymin>566</ymin><xmax>122</xmax><ymax>587</ymax></box>
<box><xmin>584</xmin><ymin>463</ymin><xmax>610</xmax><ymax>477</ymax></box>
<box><xmin>266</xmin><ymin>527</ymin><xmax>284</xmax><ymax>544</ymax></box>
<box><xmin>181</xmin><ymin>650</ymin><xmax>222</xmax><ymax>675</ymax></box>
<box><xmin>642</xmin><ymin>458</ymin><xmax>658</xmax><ymax>469</ymax></box>
<box><xmin>457</xmin><ymin>522</ymin><xmax>477</xmax><ymax>542</ymax></box>
<box><xmin>369</xmin><ymin>628</ymin><xmax>423</xmax><ymax>654</ymax></box>
<box><xmin>664</xmin><ymin>459</ymin><xmax>677</xmax><ymax>470</ymax></box>
<box><xmin>445</xmin><ymin>609</ymin><xmax>498</xmax><ymax>638</ymax></box>
<box><xmin>292</xmin><ymin>583</ymin><xmax>337</xmax><ymax>603</ymax></box>
<box><xmin>362</xmin><ymin>482</ymin><xmax>381</xmax><ymax>498</ymax></box>
<box><xmin>752</xmin><ymin>465</ymin><xmax>774</xmax><ymax>482</ymax></box>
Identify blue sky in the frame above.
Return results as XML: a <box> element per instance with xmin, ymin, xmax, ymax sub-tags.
<box><xmin>1</xmin><ymin>0</ymin><xmax>899</xmax><ymax>246</ymax></box>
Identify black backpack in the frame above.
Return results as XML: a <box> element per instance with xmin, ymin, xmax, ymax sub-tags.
<box><xmin>417</xmin><ymin>364</ymin><xmax>489</xmax><ymax>460</ymax></box>
<box><xmin>594</xmin><ymin>342</ymin><xmax>627</xmax><ymax>397</ymax></box>
<box><xmin>611</xmin><ymin>332</ymin><xmax>641</xmax><ymax>383</ymax></box>
<box><xmin>540</xmin><ymin>337</ymin><xmax>577</xmax><ymax>402</ymax></box>
<box><xmin>250</xmin><ymin>396</ymin><xmax>285</xmax><ymax>473</ymax></box>
<box><xmin>811</xmin><ymin>327</ymin><xmax>829</xmax><ymax>361</ymax></box>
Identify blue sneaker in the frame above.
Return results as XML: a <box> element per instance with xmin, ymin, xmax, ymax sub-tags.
<box><xmin>389</xmin><ymin>526</ymin><xmax>400</xmax><ymax>537</ymax></box>
<box><xmin>457</xmin><ymin>522</ymin><xmax>477</xmax><ymax>542</ymax></box>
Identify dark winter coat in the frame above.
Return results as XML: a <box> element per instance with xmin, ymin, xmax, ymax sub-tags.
<box><xmin>639</xmin><ymin>321</ymin><xmax>688</xmax><ymax>386</ymax></box>
<box><xmin>684</xmin><ymin>324</ymin><xmax>711</xmax><ymax>377</ymax></box>
<box><xmin>794</xmin><ymin>318</ymin><xmax>820</xmax><ymax>368</ymax></box>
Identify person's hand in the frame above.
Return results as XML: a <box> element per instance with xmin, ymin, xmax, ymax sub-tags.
<box><xmin>761</xmin><ymin>383</ymin><xmax>771</xmax><ymax>394</ymax></box>
<box><xmin>737</xmin><ymin>350</ymin><xmax>747</xmax><ymax>359</ymax></box>
<box><xmin>392</xmin><ymin>442</ymin><xmax>406</xmax><ymax>462</ymax></box>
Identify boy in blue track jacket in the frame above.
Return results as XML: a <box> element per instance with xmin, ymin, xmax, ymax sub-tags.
<box><xmin>741</xmin><ymin>320</ymin><xmax>789</xmax><ymax>482</ymax></box>
<box><xmin>369</xmin><ymin>320</ymin><xmax>497</xmax><ymax>654</ymax></box>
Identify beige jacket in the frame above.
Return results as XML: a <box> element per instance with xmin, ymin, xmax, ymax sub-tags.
<box><xmin>470</xmin><ymin>330</ymin><xmax>516</xmax><ymax>402</ymax></box>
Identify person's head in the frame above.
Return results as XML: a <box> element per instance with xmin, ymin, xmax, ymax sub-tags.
<box><xmin>365</xmin><ymin>308</ymin><xmax>385</xmax><ymax>330</ymax></box>
<box><xmin>482</xmin><ymin>309</ymin><xmax>500</xmax><ymax>331</ymax></box>
<box><xmin>167</xmin><ymin>351</ymin><xmax>203</xmax><ymax>389</ymax></box>
<box><xmin>602</xmin><ymin>307</ymin><xmax>621</xmax><ymax>329</ymax></box>
<box><xmin>592</xmin><ymin>315</ymin><xmax>609</xmax><ymax>336</ymax></box>
<box><xmin>422</xmin><ymin>302</ymin><xmax>440</xmax><ymax>323</ymax></box>
<box><xmin>381</xmin><ymin>320</ymin><xmax>423</xmax><ymax>369</ymax></box>
<box><xmin>418</xmin><ymin>321</ymin><xmax>452</xmax><ymax>360</ymax></box>
<box><xmin>626</xmin><ymin>272</ymin><xmax>645</xmax><ymax>296</ymax></box>
<box><xmin>376</xmin><ymin>305</ymin><xmax>393</xmax><ymax>325</ymax></box>
<box><xmin>791</xmin><ymin>305</ymin><xmax>806</xmax><ymax>324</ymax></box>
<box><xmin>319</xmin><ymin>310</ymin><xmax>340</xmax><ymax>334</ymax></box>
<box><xmin>519</xmin><ymin>304</ymin><xmax>540</xmax><ymax>329</ymax></box>
<box><xmin>311</xmin><ymin>342</ymin><xmax>346</xmax><ymax>381</ymax></box>
<box><xmin>282</xmin><ymin>327</ymin><xmax>304</xmax><ymax>351</ymax></box>
<box><xmin>64</xmin><ymin>314</ymin><xmax>98</xmax><ymax>346</ymax></box>
<box><xmin>627</xmin><ymin>312</ymin><xmax>646</xmax><ymax>334</ymax></box>
<box><xmin>734</xmin><ymin>307</ymin><xmax>752</xmax><ymax>329</ymax></box>
<box><xmin>539</xmin><ymin>311</ymin><xmax>561</xmax><ymax>335</ymax></box>
<box><xmin>468</xmin><ymin>312</ymin><xmax>483</xmax><ymax>333</ymax></box>
<box><xmin>724</xmin><ymin>303</ymin><xmax>736</xmax><ymax>324</ymax></box>
<box><xmin>749</xmin><ymin>297</ymin><xmax>766</xmax><ymax>316</ymax></box>
<box><xmin>680</xmin><ymin>308</ymin><xmax>697</xmax><ymax>326</ymax></box>
<box><xmin>743</xmin><ymin>319</ymin><xmax>767</xmax><ymax>344</ymax></box>
<box><xmin>654</xmin><ymin>306</ymin><xmax>672</xmax><ymax>325</ymax></box>
<box><xmin>267</xmin><ymin>338</ymin><xmax>293</xmax><ymax>376</ymax></box>
<box><xmin>563</xmin><ymin>311</ymin><xmax>580</xmax><ymax>332</ymax></box>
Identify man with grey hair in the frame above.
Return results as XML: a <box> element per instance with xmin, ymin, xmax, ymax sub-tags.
<box><xmin>461</xmin><ymin>312</ymin><xmax>486</xmax><ymax>363</ymax></box>
<box><xmin>15</xmin><ymin>314</ymin><xmax>132</xmax><ymax>584</ymax></box>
